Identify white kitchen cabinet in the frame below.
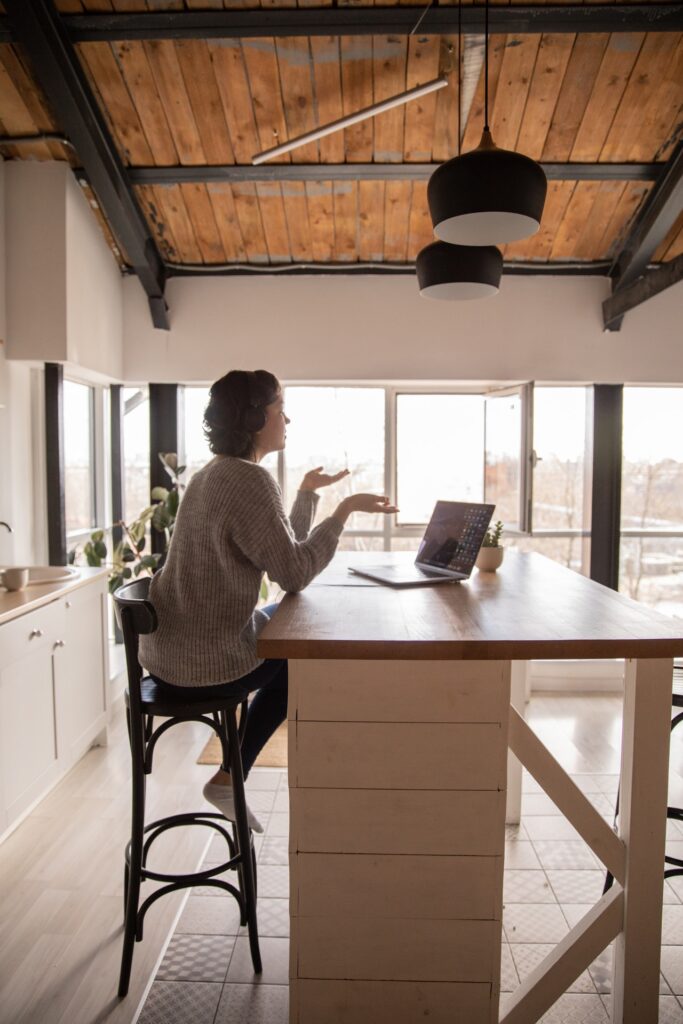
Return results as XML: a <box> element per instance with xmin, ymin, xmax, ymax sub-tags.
<box><xmin>0</xmin><ymin>572</ymin><xmax>109</xmax><ymax>839</ymax></box>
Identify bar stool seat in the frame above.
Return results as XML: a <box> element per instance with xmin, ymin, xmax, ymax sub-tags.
<box><xmin>114</xmin><ymin>577</ymin><xmax>261</xmax><ymax>998</ymax></box>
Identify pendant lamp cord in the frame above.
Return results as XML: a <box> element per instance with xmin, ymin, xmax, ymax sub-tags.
<box><xmin>484</xmin><ymin>0</ymin><xmax>490</xmax><ymax>132</ymax></box>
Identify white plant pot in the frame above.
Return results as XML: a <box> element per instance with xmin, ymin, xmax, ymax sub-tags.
<box><xmin>476</xmin><ymin>546</ymin><xmax>504</xmax><ymax>572</ymax></box>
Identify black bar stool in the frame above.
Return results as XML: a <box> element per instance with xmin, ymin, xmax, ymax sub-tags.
<box><xmin>604</xmin><ymin>661</ymin><xmax>683</xmax><ymax>893</ymax></box>
<box><xmin>114</xmin><ymin>577</ymin><xmax>262</xmax><ymax>998</ymax></box>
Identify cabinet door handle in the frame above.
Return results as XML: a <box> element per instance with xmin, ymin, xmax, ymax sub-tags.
<box><xmin>65</xmin><ymin>601</ymin><xmax>72</xmax><ymax>609</ymax></box>
<box><xmin>28</xmin><ymin>628</ymin><xmax>43</xmax><ymax>640</ymax></box>
<box><xmin>53</xmin><ymin>639</ymin><xmax>65</xmax><ymax>651</ymax></box>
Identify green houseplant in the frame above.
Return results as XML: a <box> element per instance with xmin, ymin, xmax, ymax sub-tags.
<box><xmin>476</xmin><ymin>520</ymin><xmax>504</xmax><ymax>572</ymax></box>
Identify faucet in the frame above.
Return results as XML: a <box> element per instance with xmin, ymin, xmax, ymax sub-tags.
<box><xmin>0</xmin><ymin>522</ymin><xmax>12</xmax><ymax>533</ymax></box>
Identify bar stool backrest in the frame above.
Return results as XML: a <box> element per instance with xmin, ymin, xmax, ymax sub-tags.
<box><xmin>113</xmin><ymin>576</ymin><xmax>158</xmax><ymax>730</ymax></box>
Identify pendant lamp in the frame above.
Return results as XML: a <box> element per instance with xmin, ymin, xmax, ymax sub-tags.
<box><xmin>416</xmin><ymin>0</ymin><xmax>502</xmax><ymax>301</ymax></box>
<box><xmin>427</xmin><ymin>0</ymin><xmax>547</xmax><ymax>246</ymax></box>
<box><xmin>417</xmin><ymin>240</ymin><xmax>502</xmax><ymax>300</ymax></box>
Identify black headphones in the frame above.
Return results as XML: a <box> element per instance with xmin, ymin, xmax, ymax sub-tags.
<box><xmin>241</xmin><ymin>372</ymin><xmax>267</xmax><ymax>433</ymax></box>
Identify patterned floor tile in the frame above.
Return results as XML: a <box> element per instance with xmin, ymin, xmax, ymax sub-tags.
<box><xmin>215</xmin><ymin>983</ymin><xmax>289</xmax><ymax>1024</ymax></box>
<box><xmin>587</xmin><ymin>944</ymin><xmax>671</xmax><ymax>995</ymax></box>
<box><xmin>667</xmin><ymin>873</ymin><xmax>683</xmax><ymax>903</ymax></box>
<box><xmin>156</xmin><ymin>933</ymin><xmax>235</xmax><ymax>983</ymax></box>
<box><xmin>569</xmin><ymin>775</ymin><xmax>603</xmax><ymax>795</ymax></box>
<box><xmin>539</xmin><ymin>993</ymin><xmax>609</xmax><ymax>1023</ymax></box>
<box><xmin>560</xmin><ymin>904</ymin><xmax>593</xmax><ymax>929</ymax></box>
<box><xmin>601</xmin><ymin>994</ymin><xmax>683</xmax><ymax>1023</ymax></box>
<box><xmin>500</xmin><ymin>943</ymin><xmax>519</xmax><ymax>993</ymax></box>
<box><xmin>227</xmin><ymin>937</ymin><xmax>289</xmax><ymax>985</ymax></box>
<box><xmin>662</xmin><ymin>946</ymin><xmax>683</xmax><ymax>993</ymax></box>
<box><xmin>504</xmin><ymin>903</ymin><xmax>570</xmax><ymax>944</ymax></box>
<box><xmin>246</xmin><ymin>770</ymin><xmax>282</xmax><ymax>792</ymax></box>
<box><xmin>593</xmin><ymin>775</ymin><xmax>620</xmax><ymax>796</ymax></box>
<box><xmin>585</xmin><ymin>792</ymin><xmax>616</xmax><ymax>817</ymax></box>
<box><xmin>272</xmin><ymin>791</ymin><xmax>290</xmax><ymax>813</ymax></box>
<box><xmin>521</xmin><ymin>793</ymin><xmax>561</xmax><ymax>816</ymax></box>
<box><xmin>663</xmin><ymin>905</ymin><xmax>683</xmax><ymax>944</ymax></box>
<box><xmin>522</xmin><ymin>772</ymin><xmax>544</xmax><ymax>794</ymax></box>
<box><xmin>665</xmin><ymin>880</ymin><xmax>681</xmax><ymax>905</ymax></box>
<box><xmin>532</xmin><ymin>841</ymin><xmax>599</xmax><ymax>870</ymax></box>
<box><xmin>506</xmin><ymin>822</ymin><xmax>529</xmax><ymax>840</ymax></box>
<box><xmin>137</xmin><ymin>981</ymin><xmax>222</xmax><ymax>1024</ymax></box>
<box><xmin>504</xmin><ymin>870</ymin><xmax>556</xmax><ymax>904</ymax></box>
<box><xmin>524</xmin><ymin>816</ymin><xmax>583</xmax><ymax>842</ymax></box>
<box><xmin>547</xmin><ymin>870</ymin><xmax>605</xmax><ymax>905</ymax></box>
<box><xmin>176</xmin><ymin>896</ymin><xmax>242</xmax><ymax>935</ymax></box>
<box><xmin>258</xmin><ymin>836</ymin><xmax>289</xmax><ymax>866</ymax></box>
<box><xmin>241</xmin><ymin>897</ymin><xmax>289</xmax><ymax>938</ymax></box>
<box><xmin>265</xmin><ymin>813</ymin><xmax>289</xmax><ymax>838</ymax></box>
<box><xmin>504</xmin><ymin>841</ymin><xmax>542</xmax><ymax>869</ymax></box>
<box><xmin>510</xmin><ymin>943</ymin><xmax>595</xmax><ymax>994</ymax></box>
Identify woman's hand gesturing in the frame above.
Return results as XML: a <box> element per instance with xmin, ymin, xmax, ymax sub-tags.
<box><xmin>333</xmin><ymin>493</ymin><xmax>399</xmax><ymax>525</ymax></box>
<box><xmin>300</xmin><ymin>466</ymin><xmax>350</xmax><ymax>492</ymax></box>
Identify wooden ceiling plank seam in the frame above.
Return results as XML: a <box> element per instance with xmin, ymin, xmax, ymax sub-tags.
<box><xmin>358</xmin><ymin>178</ymin><xmax>385</xmax><ymax>261</ymax></box>
<box><xmin>0</xmin><ymin>51</ymin><xmax>53</xmax><ymax>160</ymax></box>
<box><xmin>572</xmin><ymin>178</ymin><xmax>626</xmax><ymax>258</ymax></box>
<box><xmin>231</xmin><ymin>182</ymin><xmax>270</xmax><ymax>262</ymax></box>
<box><xmin>523</xmin><ymin>179</ymin><xmax>576</xmax><ymax>259</ymax></box>
<box><xmin>383</xmin><ymin>178</ymin><xmax>412</xmax><ymax>262</ymax></box>
<box><xmin>0</xmin><ymin>44</ymin><xmax>62</xmax><ymax>159</ymax></box>
<box><xmin>407</xmin><ymin>178</ymin><xmax>434</xmax><ymax>261</ymax></box>
<box><xmin>340</xmin><ymin>34</ymin><xmax>374</xmax><ymax>163</ymax></box>
<box><xmin>152</xmin><ymin>181</ymin><xmax>203</xmax><ymax>262</ymax></box>
<box><xmin>515</xmin><ymin>32</ymin><xmax>575</xmax><ymax>161</ymax></box>
<box><xmin>179</xmin><ymin>181</ymin><xmax>228</xmax><ymax>262</ymax></box>
<box><xmin>652</xmin><ymin>206</ymin><xmax>683</xmax><ymax>260</ymax></box>
<box><xmin>112</xmin><ymin>39</ymin><xmax>178</xmax><ymax>164</ymax></box>
<box><xmin>599</xmin><ymin>32</ymin><xmax>680</xmax><ymax>162</ymax></box>
<box><xmin>207</xmin><ymin>39</ymin><xmax>260</xmax><ymax>164</ymax></box>
<box><xmin>309</xmin><ymin>35</ymin><xmax>344</xmax><ymax>163</ymax></box>
<box><xmin>550</xmin><ymin>179</ymin><xmax>603</xmax><ymax>259</ymax></box>
<box><xmin>185</xmin><ymin>0</ymin><xmax>224</xmax><ymax>9</ymax></box>
<box><xmin>332</xmin><ymin>178</ymin><xmax>358</xmax><ymax>261</ymax></box>
<box><xmin>80</xmin><ymin>1</ymin><xmax>114</xmax><ymax>11</ymax></box>
<box><xmin>635</xmin><ymin>34</ymin><xmax>683</xmax><ymax>163</ymax></box>
<box><xmin>281</xmin><ymin>179</ymin><xmax>313</xmax><ymax>259</ymax></box>
<box><xmin>461</xmin><ymin>33</ymin><xmax>507</xmax><ymax>155</ymax></box>
<box><xmin>372</xmin><ymin>33</ymin><xmax>408</xmax><ymax>164</ymax></box>
<box><xmin>144</xmin><ymin>38</ymin><xmax>207</xmax><ymax>163</ymax></box>
<box><xmin>275</xmin><ymin>36</ymin><xmax>319</xmax><ymax>163</ymax></box>
<box><xmin>241</xmin><ymin>36</ymin><xmax>291</xmax><ymax>159</ymax></box>
<box><xmin>490</xmin><ymin>33</ymin><xmax>542</xmax><ymax>152</ymax></box>
<box><xmin>403</xmin><ymin>33</ymin><xmax>441</xmax><ymax>162</ymax></box>
<box><xmin>255</xmin><ymin>180</ymin><xmax>293</xmax><ymax>262</ymax></box>
<box><xmin>541</xmin><ymin>33</ymin><xmax>608</xmax><ymax>161</ymax></box>
<box><xmin>77</xmin><ymin>40</ymin><xmax>153</xmax><ymax>164</ymax></box>
<box><xmin>135</xmin><ymin>182</ymin><xmax>178</xmax><ymax>261</ymax></box>
<box><xmin>601</xmin><ymin>179</ymin><xmax>651</xmax><ymax>260</ymax></box>
<box><xmin>174</xmin><ymin>39</ymin><xmax>236</xmax><ymax>164</ymax></box>
<box><xmin>570</xmin><ymin>31</ymin><xmax>646</xmax><ymax>161</ymax></box>
<box><xmin>206</xmin><ymin>183</ymin><xmax>248</xmax><ymax>261</ymax></box>
<box><xmin>305</xmin><ymin>179</ymin><xmax>335</xmax><ymax>261</ymax></box>
<box><xmin>111</xmin><ymin>2</ymin><xmax>149</xmax><ymax>12</ymax></box>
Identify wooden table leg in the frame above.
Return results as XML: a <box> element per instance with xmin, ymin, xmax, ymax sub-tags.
<box><xmin>611</xmin><ymin>657</ymin><xmax>672</xmax><ymax>1024</ymax></box>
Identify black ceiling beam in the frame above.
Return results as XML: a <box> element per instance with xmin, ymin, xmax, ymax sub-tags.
<box><xmin>3</xmin><ymin>0</ymin><xmax>170</xmax><ymax>331</ymax></box>
<box><xmin>603</xmin><ymin>251</ymin><xmax>683</xmax><ymax>329</ymax></box>
<box><xmin>167</xmin><ymin>262</ymin><xmax>610</xmax><ymax>278</ymax></box>
<box><xmin>605</xmin><ymin>140</ymin><xmax>683</xmax><ymax>328</ymax></box>
<box><xmin>55</xmin><ymin>5</ymin><xmax>683</xmax><ymax>39</ymax></box>
<box><xmin>129</xmin><ymin>162</ymin><xmax>662</xmax><ymax>186</ymax></box>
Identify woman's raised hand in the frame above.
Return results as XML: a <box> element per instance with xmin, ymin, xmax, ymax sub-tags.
<box><xmin>300</xmin><ymin>466</ymin><xmax>351</xmax><ymax>492</ymax></box>
<box><xmin>333</xmin><ymin>493</ymin><xmax>399</xmax><ymax>525</ymax></box>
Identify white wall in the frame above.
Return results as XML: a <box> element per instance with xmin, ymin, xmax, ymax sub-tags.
<box><xmin>122</xmin><ymin>273</ymin><xmax>683</xmax><ymax>384</ymax></box>
<box><xmin>5</xmin><ymin>161</ymin><xmax>123</xmax><ymax>380</ymax></box>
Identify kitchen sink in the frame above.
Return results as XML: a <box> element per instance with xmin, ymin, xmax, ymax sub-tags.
<box><xmin>1</xmin><ymin>566</ymin><xmax>79</xmax><ymax>585</ymax></box>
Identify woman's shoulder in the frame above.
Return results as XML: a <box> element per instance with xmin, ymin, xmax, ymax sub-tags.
<box><xmin>203</xmin><ymin>456</ymin><xmax>280</xmax><ymax>496</ymax></box>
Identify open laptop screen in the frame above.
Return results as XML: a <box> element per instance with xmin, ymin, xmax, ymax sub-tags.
<box><xmin>416</xmin><ymin>501</ymin><xmax>496</xmax><ymax>576</ymax></box>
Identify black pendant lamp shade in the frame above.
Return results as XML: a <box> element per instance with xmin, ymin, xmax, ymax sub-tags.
<box><xmin>416</xmin><ymin>240</ymin><xmax>502</xmax><ymax>300</ymax></box>
<box><xmin>428</xmin><ymin>129</ymin><xmax>548</xmax><ymax>246</ymax></box>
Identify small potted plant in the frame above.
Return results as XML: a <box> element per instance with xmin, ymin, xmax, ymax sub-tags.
<box><xmin>476</xmin><ymin>520</ymin><xmax>504</xmax><ymax>572</ymax></box>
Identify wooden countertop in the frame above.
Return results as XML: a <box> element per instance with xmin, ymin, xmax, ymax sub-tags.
<box><xmin>0</xmin><ymin>568</ymin><xmax>108</xmax><ymax>626</ymax></box>
<box><xmin>258</xmin><ymin>550</ymin><xmax>683</xmax><ymax>661</ymax></box>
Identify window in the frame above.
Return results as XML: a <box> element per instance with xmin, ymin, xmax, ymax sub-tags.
<box><xmin>123</xmin><ymin>387</ymin><xmax>150</xmax><ymax>524</ymax></box>
<box><xmin>619</xmin><ymin>387</ymin><xmax>683</xmax><ymax>619</ymax></box>
<box><xmin>64</xmin><ymin>379</ymin><xmax>96</xmax><ymax>536</ymax></box>
<box><xmin>183</xmin><ymin>386</ymin><xmax>212</xmax><ymax>481</ymax></box>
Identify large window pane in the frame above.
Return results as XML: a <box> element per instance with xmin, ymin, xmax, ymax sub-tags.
<box><xmin>64</xmin><ymin>380</ymin><xmax>95</xmax><ymax>534</ymax></box>
<box><xmin>509</xmin><ymin>535</ymin><xmax>591</xmax><ymax>576</ymax></box>
<box><xmin>284</xmin><ymin>387</ymin><xmax>385</xmax><ymax>530</ymax></box>
<box><xmin>620</xmin><ymin>537</ymin><xmax>683</xmax><ymax>619</ymax></box>
<box><xmin>484</xmin><ymin>391</ymin><xmax>522</xmax><ymax>528</ymax></box>
<box><xmin>397</xmin><ymin>394</ymin><xmax>484</xmax><ymax>524</ymax></box>
<box><xmin>532</xmin><ymin>387</ymin><xmax>589</xmax><ymax>532</ymax></box>
<box><xmin>123</xmin><ymin>387</ymin><xmax>149</xmax><ymax>524</ymax></box>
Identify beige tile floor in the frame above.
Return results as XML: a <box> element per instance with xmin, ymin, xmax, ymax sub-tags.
<box><xmin>136</xmin><ymin>694</ymin><xmax>683</xmax><ymax>1024</ymax></box>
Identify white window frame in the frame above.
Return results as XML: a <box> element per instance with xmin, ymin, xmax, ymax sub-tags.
<box><xmin>63</xmin><ymin>374</ymin><xmax>108</xmax><ymax>549</ymax></box>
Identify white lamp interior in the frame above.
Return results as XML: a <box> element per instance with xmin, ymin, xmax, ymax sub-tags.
<box><xmin>434</xmin><ymin>210</ymin><xmax>541</xmax><ymax>246</ymax></box>
<box><xmin>419</xmin><ymin>280</ymin><xmax>499</xmax><ymax>301</ymax></box>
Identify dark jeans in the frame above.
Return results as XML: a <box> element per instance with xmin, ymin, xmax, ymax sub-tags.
<box><xmin>151</xmin><ymin>603</ymin><xmax>287</xmax><ymax>777</ymax></box>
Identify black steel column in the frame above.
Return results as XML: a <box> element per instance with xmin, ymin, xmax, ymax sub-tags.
<box><xmin>590</xmin><ymin>385</ymin><xmax>623</xmax><ymax>590</ymax></box>
<box><xmin>110</xmin><ymin>384</ymin><xmax>123</xmax><ymax>548</ymax></box>
<box><xmin>45</xmin><ymin>362</ymin><xmax>66</xmax><ymax>566</ymax></box>
<box><xmin>149</xmin><ymin>383</ymin><xmax>179</xmax><ymax>555</ymax></box>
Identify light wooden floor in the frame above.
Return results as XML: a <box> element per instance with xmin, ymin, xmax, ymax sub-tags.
<box><xmin>2</xmin><ymin>691</ymin><xmax>682</xmax><ymax>1024</ymax></box>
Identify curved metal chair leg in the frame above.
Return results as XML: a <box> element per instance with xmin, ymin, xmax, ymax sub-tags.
<box><xmin>227</xmin><ymin>710</ymin><xmax>262</xmax><ymax>974</ymax></box>
<box><xmin>119</xmin><ymin>758</ymin><xmax>145</xmax><ymax>997</ymax></box>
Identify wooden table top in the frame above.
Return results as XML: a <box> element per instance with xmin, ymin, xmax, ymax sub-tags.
<box><xmin>258</xmin><ymin>550</ymin><xmax>683</xmax><ymax>661</ymax></box>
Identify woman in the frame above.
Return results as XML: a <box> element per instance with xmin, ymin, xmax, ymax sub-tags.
<box><xmin>139</xmin><ymin>369</ymin><xmax>398</xmax><ymax>832</ymax></box>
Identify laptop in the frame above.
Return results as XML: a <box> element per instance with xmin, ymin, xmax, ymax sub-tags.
<box><xmin>349</xmin><ymin>501</ymin><xmax>495</xmax><ymax>587</ymax></box>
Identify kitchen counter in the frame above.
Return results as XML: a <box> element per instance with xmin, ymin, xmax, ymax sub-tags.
<box><xmin>0</xmin><ymin>567</ymin><xmax>108</xmax><ymax>625</ymax></box>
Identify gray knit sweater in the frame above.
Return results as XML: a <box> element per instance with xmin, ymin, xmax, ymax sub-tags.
<box><xmin>139</xmin><ymin>456</ymin><xmax>343</xmax><ymax>685</ymax></box>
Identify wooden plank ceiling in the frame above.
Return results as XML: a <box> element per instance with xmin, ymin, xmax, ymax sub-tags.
<box><xmin>0</xmin><ymin>0</ymin><xmax>681</xmax><ymax>269</ymax></box>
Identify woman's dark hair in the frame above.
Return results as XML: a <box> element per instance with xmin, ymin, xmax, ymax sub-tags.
<box><xmin>204</xmin><ymin>369</ymin><xmax>280</xmax><ymax>458</ymax></box>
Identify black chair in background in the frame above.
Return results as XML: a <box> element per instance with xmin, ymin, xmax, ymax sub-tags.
<box><xmin>604</xmin><ymin>661</ymin><xmax>683</xmax><ymax>893</ymax></box>
<box><xmin>113</xmin><ymin>577</ymin><xmax>261</xmax><ymax>997</ymax></box>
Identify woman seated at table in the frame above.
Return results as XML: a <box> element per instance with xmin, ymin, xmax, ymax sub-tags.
<box><xmin>139</xmin><ymin>369</ymin><xmax>397</xmax><ymax>832</ymax></box>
